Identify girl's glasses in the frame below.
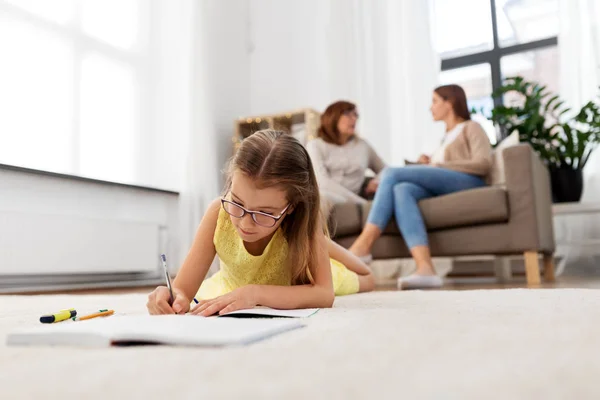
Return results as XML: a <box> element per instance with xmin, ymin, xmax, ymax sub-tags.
<box><xmin>221</xmin><ymin>199</ymin><xmax>290</xmax><ymax>228</ymax></box>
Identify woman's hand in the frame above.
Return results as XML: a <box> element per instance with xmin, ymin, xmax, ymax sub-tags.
<box><xmin>364</xmin><ymin>178</ymin><xmax>379</xmax><ymax>195</ymax></box>
<box><xmin>147</xmin><ymin>286</ymin><xmax>191</xmax><ymax>315</ymax></box>
<box><xmin>417</xmin><ymin>154</ymin><xmax>431</xmax><ymax>164</ymax></box>
<box><xmin>189</xmin><ymin>286</ymin><xmax>259</xmax><ymax>316</ymax></box>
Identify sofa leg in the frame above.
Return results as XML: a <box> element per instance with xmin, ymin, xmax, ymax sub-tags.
<box><xmin>524</xmin><ymin>251</ymin><xmax>541</xmax><ymax>287</ymax></box>
<box><xmin>543</xmin><ymin>254</ymin><xmax>556</xmax><ymax>282</ymax></box>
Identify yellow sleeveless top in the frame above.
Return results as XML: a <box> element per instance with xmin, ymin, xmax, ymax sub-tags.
<box><xmin>196</xmin><ymin>208</ymin><xmax>359</xmax><ymax>300</ymax></box>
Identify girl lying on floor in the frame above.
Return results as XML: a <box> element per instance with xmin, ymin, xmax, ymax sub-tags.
<box><xmin>147</xmin><ymin>130</ymin><xmax>374</xmax><ymax>316</ymax></box>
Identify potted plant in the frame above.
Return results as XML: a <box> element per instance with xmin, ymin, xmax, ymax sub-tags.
<box><xmin>490</xmin><ymin>76</ymin><xmax>600</xmax><ymax>202</ymax></box>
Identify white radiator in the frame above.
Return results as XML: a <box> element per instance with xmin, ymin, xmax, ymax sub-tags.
<box><xmin>0</xmin><ymin>211</ymin><xmax>161</xmax><ymax>275</ymax></box>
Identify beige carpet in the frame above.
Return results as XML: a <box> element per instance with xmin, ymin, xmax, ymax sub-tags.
<box><xmin>1</xmin><ymin>289</ymin><xmax>599</xmax><ymax>399</ymax></box>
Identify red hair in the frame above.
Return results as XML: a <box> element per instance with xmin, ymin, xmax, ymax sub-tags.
<box><xmin>317</xmin><ymin>101</ymin><xmax>356</xmax><ymax>145</ymax></box>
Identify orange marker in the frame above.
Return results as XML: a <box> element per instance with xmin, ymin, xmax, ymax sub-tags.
<box><xmin>74</xmin><ymin>309</ymin><xmax>115</xmax><ymax>321</ymax></box>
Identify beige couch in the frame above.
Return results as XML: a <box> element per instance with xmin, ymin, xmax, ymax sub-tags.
<box><xmin>329</xmin><ymin>144</ymin><xmax>556</xmax><ymax>286</ymax></box>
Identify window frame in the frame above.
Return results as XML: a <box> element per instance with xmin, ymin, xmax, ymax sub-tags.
<box><xmin>0</xmin><ymin>0</ymin><xmax>151</xmax><ymax>184</ymax></box>
<box><xmin>439</xmin><ymin>0</ymin><xmax>558</xmax><ymax>140</ymax></box>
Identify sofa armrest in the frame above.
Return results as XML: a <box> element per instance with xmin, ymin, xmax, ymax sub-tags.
<box><xmin>503</xmin><ymin>144</ymin><xmax>555</xmax><ymax>253</ymax></box>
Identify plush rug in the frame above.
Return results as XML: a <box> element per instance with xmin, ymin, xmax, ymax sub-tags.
<box><xmin>1</xmin><ymin>289</ymin><xmax>599</xmax><ymax>399</ymax></box>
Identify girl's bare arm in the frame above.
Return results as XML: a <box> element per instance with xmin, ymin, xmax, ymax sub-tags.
<box><xmin>148</xmin><ymin>198</ymin><xmax>220</xmax><ymax>314</ymax></box>
<box><xmin>327</xmin><ymin>239</ymin><xmax>371</xmax><ymax>275</ymax></box>
<box><xmin>172</xmin><ymin>198</ymin><xmax>220</xmax><ymax>301</ymax></box>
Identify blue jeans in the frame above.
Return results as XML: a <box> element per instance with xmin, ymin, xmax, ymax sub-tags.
<box><xmin>367</xmin><ymin>166</ymin><xmax>486</xmax><ymax>248</ymax></box>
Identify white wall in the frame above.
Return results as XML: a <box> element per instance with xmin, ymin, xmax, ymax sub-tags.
<box><xmin>201</xmin><ymin>0</ymin><xmax>252</xmax><ymax>180</ymax></box>
<box><xmin>247</xmin><ymin>0</ymin><xmax>331</xmax><ymax>114</ymax></box>
<box><xmin>0</xmin><ymin>167</ymin><xmax>179</xmax><ymax>289</ymax></box>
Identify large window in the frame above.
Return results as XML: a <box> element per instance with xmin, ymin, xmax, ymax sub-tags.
<box><xmin>433</xmin><ymin>0</ymin><xmax>559</xmax><ymax>142</ymax></box>
<box><xmin>0</xmin><ymin>0</ymin><xmax>149</xmax><ymax>184</ymax></box>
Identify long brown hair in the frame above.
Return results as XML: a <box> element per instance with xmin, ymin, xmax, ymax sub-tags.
<box><xmin>434</xmin><ymin>84</ymin><xmax>471</xmax><ymax>121</ymax></box>
<box><xmin>225</xmin><ymin>130</ymin><xmax>322</xmax><ymax>285</ymax></box>
<box><xmin>317</xmin><ymin>100</ymin><xmax>356</xmax><ymax>145</ymax></box>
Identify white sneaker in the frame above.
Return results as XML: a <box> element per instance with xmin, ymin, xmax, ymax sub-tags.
<box><xmin>397</xmin><ymin>274</ymin><xmax>443</xmax><ymax>290</ymax></box>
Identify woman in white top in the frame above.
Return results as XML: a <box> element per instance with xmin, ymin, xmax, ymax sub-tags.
<box><xmin>349</xmin><ymin>85</ymin><xmax>492</xmax><ymax>290</ymax></box>
<box><xmin>306</xmin><ymin>101</ymin><xmax>386</xmax><ymax>206</ymax></box>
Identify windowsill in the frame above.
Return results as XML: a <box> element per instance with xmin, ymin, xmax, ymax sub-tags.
<box><xmin>0</xmin><ymin>163</ymin><xmax>179</xmax><ymax>196</ymax></box>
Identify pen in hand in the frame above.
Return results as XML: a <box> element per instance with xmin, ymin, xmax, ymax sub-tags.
<box><xmin>161</xmin><ymin>254</ymin><xmax>200</xmax><ymax>313</ymax></box>
<box><xmin>160</xmin><ymin>254</ymin><xmax>175</xmax><ymax>307</ymax></box>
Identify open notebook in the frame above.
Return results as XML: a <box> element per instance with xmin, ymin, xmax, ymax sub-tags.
<box><xmin>212</xmin><ymin>307</ymin><xmax>319</xmax><ymax>318</ymax></box>
<box><xmin>7</xmin><ymin>315</ymin><xmax>304</xmax><ymax>347</ymax></box>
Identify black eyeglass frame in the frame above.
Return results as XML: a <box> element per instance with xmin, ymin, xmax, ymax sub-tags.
<box><xmin>220</xmin><ymin>198</ymin><xmax>291</xmax><ymax>228</ymax></box>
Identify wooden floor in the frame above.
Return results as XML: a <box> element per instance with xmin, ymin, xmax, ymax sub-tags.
<box><xmin>9</xmin><ymin>275</ymin><xmax>600</xmax><ymax>296</ymax></box>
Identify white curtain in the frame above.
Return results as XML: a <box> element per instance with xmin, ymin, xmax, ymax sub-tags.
<box><xmin>326</xmin><ymin>0</ymin><xmax>441</xmax><ymax>165</ymax></box>
<box><xmin>173</xmin><ymin>0</ymin><xmax>220</xmax><ymax>271</ymax></box>
<box><xmin>557</xmin><ymin>0</ymin><xmax>600</xmax><ymax>274</ymax></box>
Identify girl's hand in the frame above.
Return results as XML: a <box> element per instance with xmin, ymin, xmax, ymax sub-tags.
<box><xmin>147</xmin><ymin>286</ymin><xmax>191</xmax><ymax>315</ymax></box>
<box><xmin>189</xmin><ymin>286</ymin><xmax>258</xmax><ymax>317</ymax></box>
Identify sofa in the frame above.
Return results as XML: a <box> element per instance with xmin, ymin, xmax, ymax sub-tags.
<box><xmin>329</xmin><ymin>144</ymin><xmax>556</xmax><ymax>286</ymax></box>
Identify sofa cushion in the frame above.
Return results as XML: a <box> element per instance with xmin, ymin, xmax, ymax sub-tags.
<box><xmin>329</xmin><ymin>187</ymin><xmax>510</xmax><ymax>238</ymax></box>
<box><xmin>358</xmin><ymin>186</ymin><xmax>509</xmax><ymax>234</ymax></box>
<box><xmin>419</xmin><ymin>187</ymin><xmax>509</xmax><ymax>230</ymax></box>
